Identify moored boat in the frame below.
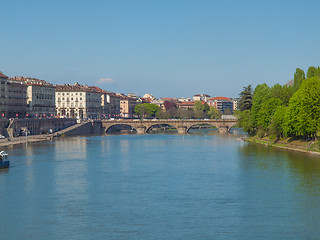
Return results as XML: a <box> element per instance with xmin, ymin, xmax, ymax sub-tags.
<box><xmin>0</xmin><ymin>151</ymin><xmax>9</xmax><ymax>168</ymax></box>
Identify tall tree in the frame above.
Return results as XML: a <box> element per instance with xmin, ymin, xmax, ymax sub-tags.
<box><xmin>134</xmin><ymin>103</ymin><xmax>160</xmax><ymax>118</ymax></box>
<box><xmin>194</xmin><ymin>101</ymin><xmax>209</xmax><ymax>118</ymax></box>
<box><xmin>268</xmin><ymin>105</ymin><xmax>288</xmax><ymax>138</ymax></box>
<box><xmin>286</xmin><ymin>77</ymin><xmax>320</xmax><ymax>139</ymax></box>
<box><xmin>270</xmin><ymin>84</ymin><xmax>292</xmax><ymax>106</ymax></box>
<box><xmin>208</xmin><ymin>106</ymin><xmax>221</xmax><ymax>119</ymax></box>
<box><xmin>307</xmin><ymin>66</ymin><xmax>316</xmax><ymax>79</ymax></box>
<box><xmin>251</xmin><ymin>83</ymin><xmax>271</xmax><ymax>128</ymax></box>
<box><xmin>293</xmin><ymin>68</ymin><xmax>305</xmax><ymax>92</ymax></box>
<box><xmin>237</xmin><ymin>110</ymin><xmax>255</xmax><ymax>135</ymax></box>
<box><xmin>238</xmin><ymin>85</ymin><xmax>253</xmax><ymax>111</ymax></box>
<box><xmin>256</xmin><ymin>98</ymin><xmax>283</xmax><ymax>132</ymax></box>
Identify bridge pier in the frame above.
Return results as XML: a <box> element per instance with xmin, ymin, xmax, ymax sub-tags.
<box><xmin>218</xmin><ymin>127</ymin><xmax>229</xmax><ymax>134</ymax></box>
<box><xmin>136</xmin><ymin>126</ymin><xmax>146</xmax><ymax>134</ymax></box>
<box><xmin>177</xmin><ymin>126</ymin><xmax>187</xmax><ymax>134</ymax></box>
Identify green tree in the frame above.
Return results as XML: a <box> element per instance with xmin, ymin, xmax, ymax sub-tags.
<box><xmin>307</xmin><ymin>66</ymin><xmax>316</xmax><ymax>79</ymax></box>
<box><xmin>224</xmin><ymin>108</ymin><xmax>232</xmax><ymax>115</ymax></box>
<box><xmin>270</xmin><ymin>84</ymin><xmax>292</xmax><ymax>106</ymax></box>
<box><xmin>293</xmin><ymin>67</ymin><xmax>305</xmax><ymax>92</ymax></box>
<box><xmin>251</xmin><ymin>83</ymin><xmax>272</xmax><ymax>129</ymax></box>
<box><xmin>268</xmin><ymin>105</ymin><xmax>287</xmax><ymax>138</ymax></box>
<box><xmin>256</xmin><ymin>98</ymin><xmax>283</xmax><ymax>132</ymax></box>
<box><xmin>286</xmin><ymin>77</ymin><xmax>320</xmax><ymax>139</ymax></box>
<box><xmin>134</xmin><ymin>103</ymin><xmax>160</xmax><ymax>118</ymax></box>
<box><xmin>194</xmin><ymin>101</ymin><xmax>209</xmax><ymax>112</ymax></box>
<box><xmin>238</xmin><ymin>85</ymin><xmax>253</xmax><ymax>111</ymax></box>
<box><xmin>237</xmin><ymin>110</ymin><xmax>255</xmax><ymax>135</ymax></box>
<box><xmin>208</xmin><ymin>106</ymin><xmax>221</xmax><ymax>119</ymax></box>
<box><xmin>194</xmin><ymin>101</ymin><xmax>209</xmax><ymax>119</ymax></box>
<box><xmin>307</xmin><ymin>66</ymin><xmax>320</xmax><ymax>79</ymax></box>
<box><xmin>155</xmin><ymin>109</ymin><xmax>170</xmax><ymax>119</ymax></box>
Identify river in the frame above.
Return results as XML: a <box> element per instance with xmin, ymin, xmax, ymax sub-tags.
<box><xmin>1</xmin><ymin>129</ymin><xmax>320</xmax><ymax>239</ymax></box>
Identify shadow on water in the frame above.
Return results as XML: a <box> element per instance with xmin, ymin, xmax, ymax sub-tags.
<box><xmin>239</xmin><ymin>141</ymin><xmax>320</xmax><ymax>197</ymax></box>
<box><xmin>188</xmin><ymin>127</ymin><xmax>246</xmax><ymax>136</ymax></box>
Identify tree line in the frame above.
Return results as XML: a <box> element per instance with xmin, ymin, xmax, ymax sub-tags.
<box><xmin>134</xmin><ymin>101</ymin><xmax>228</xmax><ymax>119</ymax></box>
<box><xmin>237</xmin><ymin>66</ymin><xmax>320</xmax><ymax>140</ymax></box>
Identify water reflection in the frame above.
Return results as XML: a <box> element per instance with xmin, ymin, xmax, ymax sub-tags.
<box><xmin>1</xmin><ymin>132</ymin><xmax>320</xmax><ymax>239</ymax></box>
<box><xmin>239</xmin><ymin>142</ymin><xmax>320</xmax><ymax>198</ymax></box>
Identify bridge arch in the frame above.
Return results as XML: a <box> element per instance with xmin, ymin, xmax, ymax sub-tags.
<box><xmin>105</xmin><ymin>123</ymin><xmax>137</xmax><ymax>134</ymax></box>
<box><xmin>101</xmin><ymin>119</ymin><xmax>238</xmax><ymax>134</ymax></box>
<box><xmin>186</xmin><ymin>123</ymin><xmax>218</xmax><ymax>133</ymax></box>
<box><xmin>145</xmin><ymin>123</ymin><xmax>178</xmax><ymax>133</ymax></box>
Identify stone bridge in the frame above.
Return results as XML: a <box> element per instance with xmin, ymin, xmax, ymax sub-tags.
<box><xmin>101</xmin><ymin>119</ymin><xmax>238</xmax><ymax>134</ymax></box>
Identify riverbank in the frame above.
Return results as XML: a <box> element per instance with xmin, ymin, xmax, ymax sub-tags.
<box><xmin>245</xmin><ymin>136</ymin><xmax>320</xmax><ymax>156</ymax></box>
<box><xmin>0</xmin><ymin>134</ymin><xmax>54</xmax><ymax>147</ymax></box>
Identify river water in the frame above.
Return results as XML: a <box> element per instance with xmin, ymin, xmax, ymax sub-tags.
<box><xmin>1</xmin><ymin>129</ymin><xmax>320</xmax><ymax>239</ymax></box>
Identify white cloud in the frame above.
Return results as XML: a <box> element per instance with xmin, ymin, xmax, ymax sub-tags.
<box><xmin>97</xmin><ymin>78</ymin><xmax>115</xmax><ymax>84</ymax></box>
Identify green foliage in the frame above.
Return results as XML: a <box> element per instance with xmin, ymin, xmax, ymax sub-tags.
<box><xmin>208</xmin><ymin>106</ymin><xmax>221</xmax><ymax>119</ymax></box>
<box><xmin>237</xmin><ymin>110</ymin><xmax>255</xmax><ymax>135</ymax></box>
<box><xmin>270</xmin><ymin>84</ymin><xmax>292</xmax><ymax>106</ymax></box>
<box><xmin>251</xmin><ymin>83</ymin><xmax>271</xmax><ymax>127</ymax></box>
<box><xmin>286</xmin><ymin>77</ymin><xmax>320</xmax><ymax>138</ymax></box>
<box><xmin>194</xmin><ymin>101</ymin><xmax>209</xmax><ymax>118</ymax></box>
<box><xmin>268</xmin><ymin>105</ymin><xmax>287</xmax><ymax>138</ymax></box>
<box><xmin>256</xmin><ymin>98</ymin><xmax>283</xmax><ymax>132</ymax></box>
<box><xmin>307</xmin><ymin>66</ymin><xmax>320</xmax><ymax>79</ymax></box>
<box><xmin>238</xmin><ymin>67</ymin><xmax>320</xmax><ymax>140</ymax></box>
<box><xmin>194</xmin><ymin>101</ymin><xmax>209</xmax><ymax>112</ymax></box>
<box><xmin>134</xmin><ymin>103</ymin><xmax>160</xmax><ymax>118</ymax></box>
<box><xmin>293</xmin><ymin>68</ymin><xmax>305</xmax><ymax>92</ymax></box>
<box><xmin>155</xmin><ymin>109</ymin><xmax>171</xmax><ymax>119</ymax></box>
<box><xmin>238</xmin><ymin>85</ymin><xmax>253</xmax><ymax>111</ymax></box>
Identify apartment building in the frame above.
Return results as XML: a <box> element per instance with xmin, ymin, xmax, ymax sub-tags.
<box><xmin>193</xmin><ymin>94</ymin><xmax>211</xmax><ymax>102</ymax></box>
<box><xmin>0</xmin><ymin>72</ymin><xmax>8</xmax><ymax>117</ymax></box>
<box><xmin>207</xmin><ymin>97</ymin><xmax>233</xmax><ymax>113</ymax></box>
<box><xmin>107</xmin><ymin>92</ymin><xmax>121</xmax><ymax>117</ymax></box>
<box><xmin>6</xmin><ymin>80</ymin><xmax>28</xmax><ymax>118</ymax></box>
<box><xmin>9</xmin><ymin>77</ymin><xmax>55</xmax><ymax>117</ymax></box>
<box><xmin>119</xmin><ymin>95</ymin><xmax>138</xmax><ymax>118</ymax></box>
<box><xmin>55</xmin><ymin>83</ymin><xmax>101</xmax><ymax>119</ymax></box>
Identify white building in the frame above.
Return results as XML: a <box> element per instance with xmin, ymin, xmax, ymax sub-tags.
<box><xmin>193</xmin><ymin>94</ymin><xmax>211</xmax><ymax>102</ymax></box>
<box><xmin>9</xmin><ymin>76</ymin><xmax>55</xmax><ymax>117</ymax></box>
<box><xmin>55</xmin><ymin>83</ymin><xmax>101</xmax><ymax>119</ymax></box>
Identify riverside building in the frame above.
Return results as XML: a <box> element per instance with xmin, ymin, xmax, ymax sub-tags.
<box><xmin>207</xmin><ymin>97</ymin><xmax>234</xmax><ymax>113</ymax></box>
<box><xmin>0</xmin><ymin>72</ymin><xmax>8</xmax><ymax>117</ymax></box>
<box><xmin>9</xmin><ymin>76</ymin><xmax>55</xmax><ymax>118</ymax></box>
<box><xmin>88</xmin><ymin>87</ymin><xmax>121</xmax><ymax>118</ymax></box>
<box><xmin>107</xmin><ymin>92</ymin><xmax>121</xmax><ymax>118</ymax></box>
<box><xmin>7</xmin><ymin>79</ymin><xmax>28</xmax><ymax>118</ymax></box>
<box><xmin>119</xmin><ymin>95</ymin><xmax>138</xmax><ymax>118</ymax></box>
<box><xmin>55</xmin><ymin>83</ymin><xmax>101</xmax><ymax>119</ymax></box>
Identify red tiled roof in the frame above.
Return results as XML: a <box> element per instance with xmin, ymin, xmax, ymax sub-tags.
<box><xmin>9</xmin><ymin>76</ymin><xmax>54</xmax><ymax>87</ymax></box>
<box><xmin>56</xmin><ymin>84</ymin><xmax>96</xmax><ymax>92</ymax></box>
<box><xmin>177</xmin><ymin>102</ymin><xmax>195</xmax><ymax>106</ymax></box>
<box><xmin>0</xmin><ymin>72</ymin><xmax>8</xmax><ymax>78</ymax></box>
<box><xmin>89</xmin><ymin>86</ymin><xmax>108</xmax><ymax>93</ymax></box>
<box><xmin>208</xmin><ymin>96</ymin><xmax>231</xmax><ymax>101</ymax></box>
<box><xmin>141</xmin><ymin>98</ymin><xmax>151</xmax><ymax>103</ymax></box>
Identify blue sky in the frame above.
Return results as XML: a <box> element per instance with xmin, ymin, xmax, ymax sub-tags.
<box><xmin>1</xmin><ymin>0</ymin><xmax>320</xmax><ymax>98</ymax></box>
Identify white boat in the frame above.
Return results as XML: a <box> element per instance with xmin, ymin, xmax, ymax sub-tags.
<box><xmin>0</xmin><ymin>151</ymin><xmax>9</xmax><ymax>168</ymax></box>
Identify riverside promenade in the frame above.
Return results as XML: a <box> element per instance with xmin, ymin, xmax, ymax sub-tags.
<box><xmin>0</xmin><ymin>120</ymin><xmax>96</xmax><ymax>147</ymax></box>
<box><xmin>0</xmin><ymin>134</ymin><xmax>52</xmax><ymax>147</ymax></box>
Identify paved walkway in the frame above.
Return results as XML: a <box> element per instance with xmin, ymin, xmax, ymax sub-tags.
<box><xmin>0</xmin><ymin>134</ymin><xmax>52</xmax><ymax>147</ymax></box>
<box><xmin>0</xmin><ymin>121</ymin><xmax>90</xmax><ymax>147</ymax></box>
